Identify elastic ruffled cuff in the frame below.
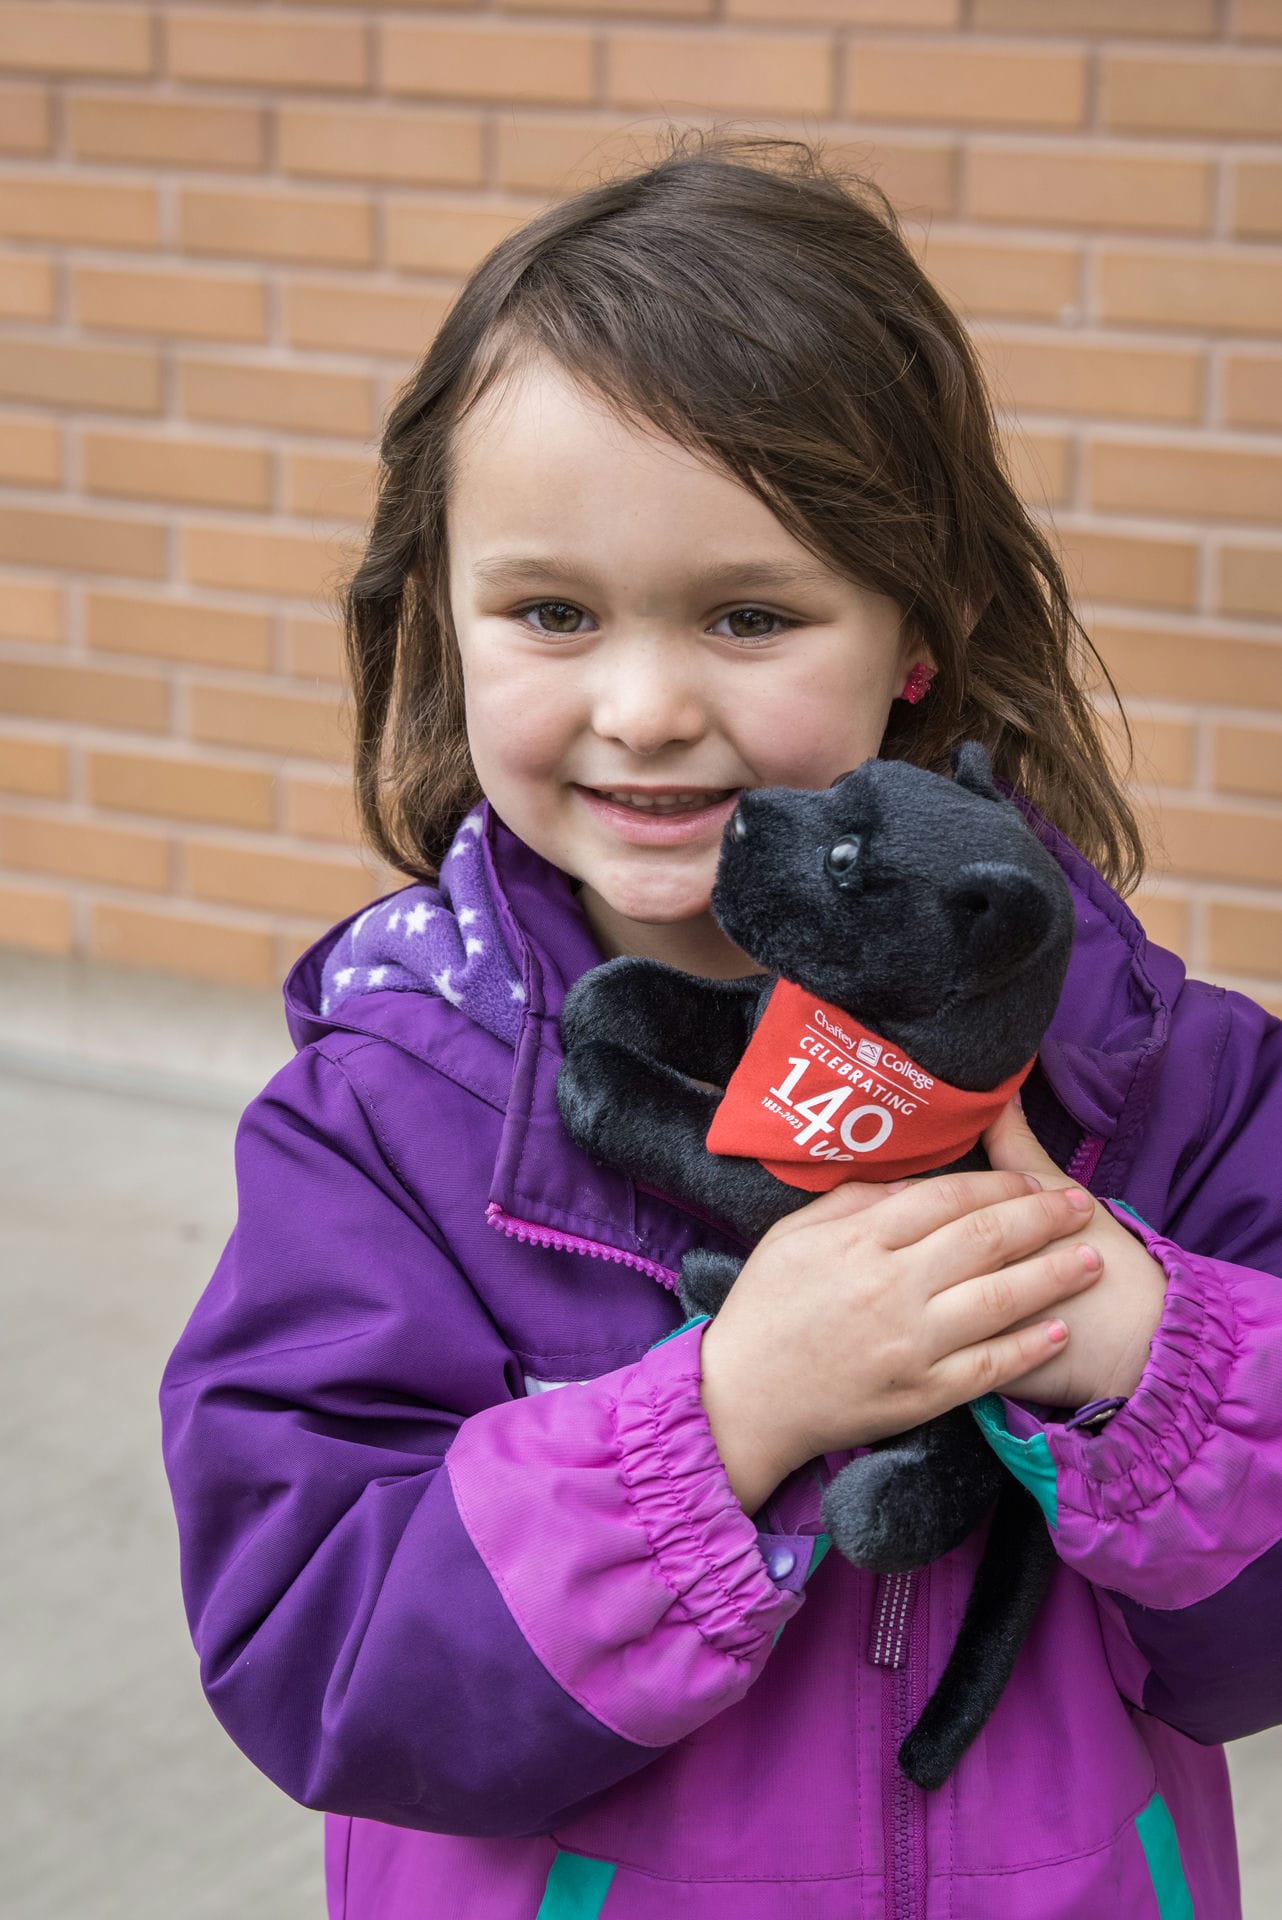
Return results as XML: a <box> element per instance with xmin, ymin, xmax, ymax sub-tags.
<box><xmin>999</xmin><ymin>1205</ymin><xmax>1239</xmax><ymax>1528</ymax></box>
<box><xmin>614</xmin><ymin>1320</ymin><xmax>800</xmax><ymax>1659</ymax></box>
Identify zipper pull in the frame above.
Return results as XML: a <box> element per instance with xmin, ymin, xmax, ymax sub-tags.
<box><xmin>868</xmin><ymin>1570</ymin><xmax>915</xmax><ymax>1669</ymax></box>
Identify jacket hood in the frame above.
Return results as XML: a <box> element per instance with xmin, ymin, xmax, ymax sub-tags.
<box><xmin>282</xmin><ymin>792</ymin><xmax>1186</xmax><ymax>1196</ymax></box>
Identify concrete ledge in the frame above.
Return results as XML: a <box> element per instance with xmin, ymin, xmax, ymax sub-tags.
<box><xmin>0</xmin><ymin>949</ymin><xmax>293</xmax><ymax>1112</ymax></box>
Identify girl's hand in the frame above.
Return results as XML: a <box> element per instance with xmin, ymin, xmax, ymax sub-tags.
<box><xmin>979</xmin><ymin>1098</ymin><xmax>1169</xmax><ymax>1409</ymax></box>
<box><xmin>700</xmin><ymin>1165</ymin><xmax>1105</xmax><ymax>1492</ymax></box>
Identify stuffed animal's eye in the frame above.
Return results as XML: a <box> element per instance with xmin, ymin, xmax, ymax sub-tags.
<box><xmin>825</xmin><ymin>836</ymin><xmax>862</xmax><ymax>880</ymax></box>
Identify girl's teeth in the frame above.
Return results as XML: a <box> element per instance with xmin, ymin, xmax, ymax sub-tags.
<box><xmin>598</xmin><ymin>790</ymin><xmax>729</xmax><ymax>813</ymax></box>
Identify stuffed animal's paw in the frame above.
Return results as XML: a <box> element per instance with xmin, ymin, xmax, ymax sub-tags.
<box><xmin>821</xmin><ymin>1413</ymin><xmax>1004</xmax><ymax>1573</ymax></box>
<box><xmin>676</xmin><ymin>1248</ymin><xmax>744</xmax><ymax>1321</ymax></box>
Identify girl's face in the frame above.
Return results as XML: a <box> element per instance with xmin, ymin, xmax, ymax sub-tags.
<box><xmin>448</xmin><ymin>357</ymin><xmax>920</xmax><ymax>976</ymax></box>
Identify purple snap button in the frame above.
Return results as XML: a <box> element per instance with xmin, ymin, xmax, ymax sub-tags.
<box><xmin>766</xmin><ymin>1546</ymin><xmax>796</xmax><ymax>1581</ymax></box>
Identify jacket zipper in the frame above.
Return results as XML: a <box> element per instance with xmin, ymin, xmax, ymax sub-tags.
<box><xmin>870</xmin><ymin>1569</ymin><xmax>927</xmax><ymax>1920</ymax></box>
<box><xmin>485</xmin><ymin>1202</ymin><xmax>682</xmax><ymax>1291</ymax></box>
<box><xmin>1065</xmin><ymin>1130</ymin><xmax>1106</xmax><ymax>1186</ymax></box>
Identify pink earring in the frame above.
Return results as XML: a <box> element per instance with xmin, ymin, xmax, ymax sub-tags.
<box><xmin>900</xmin><ymin>662</ymin><xmax>935</xmax><ymax>705</ymax></box>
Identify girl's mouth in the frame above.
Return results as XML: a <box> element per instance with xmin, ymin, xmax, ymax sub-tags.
<box><xmin>575</xmin><ymin>786</ymin><xmax>742</xmax><ymax>845</ymax></box>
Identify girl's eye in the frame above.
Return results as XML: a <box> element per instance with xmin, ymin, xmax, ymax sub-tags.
<box><xmin>715</xmin><ymin>606</ymin><xmax>794</xmax><ymax>647</ymax></box>
<box><xmin>518</xmin><ymin>601</ymin><xmax>588</xmax><ymax>637</ymax></box>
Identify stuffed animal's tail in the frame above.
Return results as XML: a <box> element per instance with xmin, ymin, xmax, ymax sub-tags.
<box><xmin>896</xmin><ymin>1479</ymin><xmax>1057</xmax><ymax>1791</ymax></box>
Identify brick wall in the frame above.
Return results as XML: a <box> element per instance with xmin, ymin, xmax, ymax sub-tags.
<box><xmin>1</xmin><ymin>0</ymin><xmax>1280</xmax><ymax>1008</ymax></box>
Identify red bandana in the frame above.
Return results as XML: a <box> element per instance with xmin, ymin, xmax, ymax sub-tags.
<box><xmin>705</xmin><ymin>978</ymin><xmax>1034</xmax><ymax>1191</ymax></box>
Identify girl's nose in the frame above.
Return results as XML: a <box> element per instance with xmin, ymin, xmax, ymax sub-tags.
<box><xmin>590</xmin><ymin>643</ymin><xmax>707</xmax><ymax>755</ymax></box>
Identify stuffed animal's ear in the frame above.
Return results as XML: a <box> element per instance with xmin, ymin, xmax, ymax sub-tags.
<box><xmin>950</xmin><ymin>741</ymin><xmax>1000</xmax><ymax>801</ymax></box>
<box><xmin>945</xmin><ymin>861</ymin><xmax>1054</xmax><ymax>977</ymax></box>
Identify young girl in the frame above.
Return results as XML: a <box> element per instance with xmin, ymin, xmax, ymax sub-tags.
<box><xmin>160</xmin><ymin>133</ymin><xmax>1282</xmax><ymax>1919</ymax></box>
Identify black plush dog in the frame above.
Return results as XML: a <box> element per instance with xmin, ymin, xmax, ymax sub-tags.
<box><xmin>556</xmin><ymin>745</ymin><xmax>1076</xmax><ymax>1789</ymax></box>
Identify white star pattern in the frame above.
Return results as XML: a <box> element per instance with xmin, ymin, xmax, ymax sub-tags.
<box><xmin>351</xmin><ymin>905</ymin><xmax>379</xmax><ymax>940</ymax></box>
<box><xmin>402</xmin><ymin>901</ymin><xmax>434</xmax><ymax>935</ymax></box>
<box><xmin>510</xmin><ymin>980</ymin><xmax>526</xmax><ymax>1002</ymax></box>
<box><xmin>388</xmin><ymin>909</ymin><xmax>401</xmax><ymax>931</ymax></box>
<box><xmin>368</xmin><ymin>966</ymin><xmax>388</xmax><ymax>987</ymax></box>
<box><xmin>458</xmin><ymin>908</ymin><xmax>478</xmax><ymax>926</ymax></box>
<box><xmin>465</xmin><ymin>937</ymin><xmax>484</xmax><ymax>957</ymax></box>
<box><xmin>334</xmin><ymin>967</ymin><xmax>355</xmax><ymax>989</ymax></box>
<box><xmin>462</xmin><ymin>813</ymin><xmax>483</xmax><ymax>836</ymax></box>
<box><xmin>432</xmin><ymin>969</ymin><xmax>462</xmax><ymax>1006</ymax></box>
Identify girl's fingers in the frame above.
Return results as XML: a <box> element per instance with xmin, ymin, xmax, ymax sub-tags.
<box><xmin>871</xmin><ymin>1167</ymin><xmax>1052</xmax><ymax>1252</ymax></box>
<box><xmin>935</xmin><ymin>1314</ymin><xmax>1071</xmax><ymax>1405</ymax></box>
<box><xmin>925</xmin><ymin>1240</ymin><xmax>1101</xmax><ymax>1362</ymax></box>
<box><xmin>916</xmin><ymin>1185</ymin><xmax>1096</xmax><ymax>1293</ymax></box>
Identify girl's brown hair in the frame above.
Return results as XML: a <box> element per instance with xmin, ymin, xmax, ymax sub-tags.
<box><xmin>343</xmin><ymin>128</ymin><xmax>1143</xmax><ymax>894</ymax></box>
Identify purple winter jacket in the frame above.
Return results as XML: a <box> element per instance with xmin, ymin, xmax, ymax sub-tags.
<box><xmin>160</xmin><ymin>799</ymin><xmax>1282</xmax><ymax>1920</ymax></box>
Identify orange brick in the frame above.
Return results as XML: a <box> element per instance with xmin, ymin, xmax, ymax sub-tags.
<box><xmin>0</xmin><ymin>879</ymin><xmax>72</xmax><ymax>955</ymax></box>
<box><xmin>1214</xmin><ymin>724</ymin><xmax>1282</xmax><ymax>800</ymax></box>
<box><xmin>974</xmin><ymin>0</ymin><xmax>1214</xmax><ymax>28</ymax></box>
<box><xmin>0</xmin><ymin>807</ymin><xmax>169</xmax><ymax>890</ymax></box>
<box><xmin>508</xmin><ymin>0</ymin><xmax>714</xmax><ymax>14</ymax></box>
<box><xmin>915</xmin><ymin>232</ymin><xmax>1080</xmax><ymax>321</ymax></box>
<box><xmin>0</xmin><ymin>81</ymin><xmax>50</xmax><ymax>152</ymax></box>
<box><xmin>89</xmin><ymin>747</ymin><xmax>275</xmax><ymax>829</ymax></box>
<box><xmin>1129</xmin><ymin>886</ymin><xmax>1190</xmax><ymax>955</ymax></box>
<box><xmin>1095</xmin><ymin>621</ymin><xmax>1282</xmax><ymax>709</ymax></box>
<box><xmin>0</xmin><ymin>337</ymin><xmax>161</xmax><ymax>414</ymax></box>
<box><xmin>1159</xmin><ymin>800</ymin><xmax>1282</xmax><ymax>887</ymax></box>
<box><xmin>814</xmin><ymin>136</ymin><xmax>958</xmax><ymax>217</ymax></box>
<box><xmin>86</xmin><ymin>591</ymin><xmax>273</xmax><ymax>672</ymax></box>
<box><xmin>282</xmin><ymin>449</ymin><xmax>376</xmax><ymax>525</ymax></box>
<box><xmin>280</xmin><ymin>104</ymin><xmax>485</xmax><ymax>187</ymax></box>
<box><xmin>0</xmin><ymin>577</ymin><xmax>63</xmax><ymax>644</ymax></box>
<box><xmin>284</xmin><ymin>614</ymin><xmax>345</xmax><ymax>683</ymax></box>
<box><xmin>0</xmin><ymin>4</ymin><xmax>153</xmax><ymax>77</ymax></box>
<box><xmin>847</xmin><ymin>42</ymin><xmax>1086</xmax><ymax>128</ymax></box>
<box><xmin>1234</xmin><ymin>0</ymin><xmax>1282</xmax><ymax>39</ymax></box>
<box><xmin>0</xmin><ymin>249</ymin><xmax>55</xmax><ymax>321</ymax></box>
<box><xmin>0</xmin><ymin>414</ymin><xmax>61</xmax><ymax>487</ymax></box>
<box><xmin>966</xmin><ymin>144</ymin><xmax>1213</xmax><ymax>235</ymax></box>
<box><xmin>1233</xmin><ymin>161</ymin><xmax>1282</xmax><ymax>241</ymax></box>
<box><xmin>979</xmin><ymin>336</ymin><xmax>1202</xmax><ymax>424</ymax></box>
<box><xmin>1224</xmin><ymin>353</ymin><xmax>1282</xmax><ymax>433</ymax></box>
<box><xmin>75</xmin><ymin>265</ymin><xmax>268</xmax><ymax>344</ymax></box>
<box><xmin>1102</xmin><ymin>51</ymin><xmax>1282</xmax><ymax>140</ymax></box>
<box><xmin>184</xmin><ymin>523</ymin><xmax>355</xmax><ymax>605</ymax></box>
<box><xmin>274</xmin><ymin>919</ymin><xmax>332</xmax><ymax>981</ymax></box>
<box><xmin>1113</xmin><ymin>711</ymin><xmax>1196</xmax><ymax>788</ymax></box>
<box><xmin>186</xmin><ymin>836</ymin><xmax>375</xmax><ymax>918</ymax></box>
<box><xmin>494</xmin><ymin>115</ymin><xmax>682</xmax><ymax>195</ymax></box>
<box><xmin>83</xmin><ymin>429</ymin><xmax>272</xmax><ymax>513</ymax></box>
<box><xmin>728</xmin><ymin>0</ymin><xmax>955</xmax><ymax>19</ymax></box>
<box><xmin>384</xmin><ymin>20</ymin><xmax>594</xmax><ymax>105</ymax></box>
<box><xmin>384</xmin><ymin>198</ymin><xmax>532</xmax><ymax>276</ymax></box>
<box><xmin>90</xmin><ymin>899</ymin><xmax>277</xmax><ymax>989</ymax></box>
<box><xmin>609</xmin><ymin>28</ymin><xmax>832</xmax><ymax>114</ymax></box>
<box><xmin>1089</xmin><ymin>439</ymin><xmax>1282</xmax><ymax>526</ymax></box>
<box><xmin>1208</xmin><ymin>900</ymin><xmax>1282</xmax><ymax>974</ymax></box>
<box><xmin>0</xmin><ymin>735</ymin><xmax>67</xmax><ymax>799</ymax></box>
<box><xmin>1219</xmin><ymin>546</ymin><xmax>1282</xmax><ymax>621</ymax></box>
<box><xmin>0</xmin><ymin>657</ymin><xmax>169</xmax><ymax>731</ymax></box>
<box><xmin>1000</xmin><ymin>427</ymin><xmax>1072</xmax><ymax>507</ymax></box>
<box><xmin>1058</xmin><ymin>527</ymin><xmax>1198</xmax><ymax>612</ymax></box>
<box><xmin>190</xmin><ymin>678</ymin><xmax>349</xmax><ymax>761</ymax></box>
<box><xmin>281</xmin><ymin>279</ymin><xmax>449</xmax><ymax>358</ymax></box>
<box><xmin>179</xmin><ymin>357</ymin><xmax>375</xmax><ymax>438</ymax></box>
<box><xmin>168</xmin><ymin>10</ymin><xmax>367</xmax><ymax>91</ymax></box>
<box><xmin>179</xmin><ymin>186</ymin><xmax>372</xmax><ymax>267</ymax></box>
<box><xmin>0</xmin><ymin>506</ymin><xmax>166</xmax><ymax>581</ymax></box>
<box><xmin>283</xmin><ymin>770</ymin><xmax>357</xmax><ymax>843</ymax></box>
<box><xmin>1097</xmin><ymin>246</ymin><xmax>1282</xmax><ymax>336</ymax></box>
<box><xmin>68</xmin><ymin>93</ymin><xmax>264</xmax><ymax>170</ymax></box>
<box><xmin>0</xmin><ymin>173</ymin><xmax>158</xmax><ymax>248</ymax></box>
